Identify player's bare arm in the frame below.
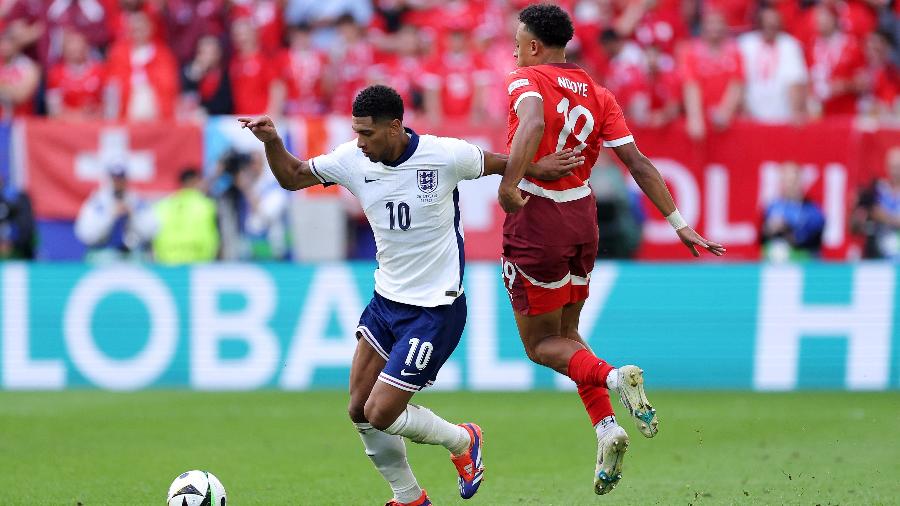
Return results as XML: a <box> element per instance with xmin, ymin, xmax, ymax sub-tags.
<box><xmin>613</xmin><ymin>142</ymin><xmax>726</xmax><ymax>257</ymax></box>
<box><xmin>483</xmin><ymin>148</ymin><xmax>585</xmax><ymax>180</ymax></box>
<box><xmin>238</xmin><ymin>116</ymin><xmax>321</xmax><ymax>191</ymax></box>
<box><xmin>499</xmin><ymin>96</ymin><xmax>545</xmax><ymax>213</ymax></box>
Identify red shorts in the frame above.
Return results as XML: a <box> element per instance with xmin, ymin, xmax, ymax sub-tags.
<box><xmin>501</xmin><ymin>235</ymin><xmax>598</xmax><ymax>316</ymax></box>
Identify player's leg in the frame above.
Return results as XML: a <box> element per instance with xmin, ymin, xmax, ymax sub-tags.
<box><xmin>349</xmin><ymin>309</ymin><xmax>427</xmax><ymax>505</ymax></box>
<box><xmin>503</xmin><ymin>242</ymin><xmax>616</xmax><ymax>381</ymax></box>
<box><xmin>568</xmin><ymin>243</ymin><xmax>659</xmax><ymax>440</ymax></box>
<box><xmin>560</xmin><ymin>300</ymin><xmax>616</xmax><ymax>429</ymax></box>
<box><xmin>560</xmin><ymin>301</ymin><xmax>628</xmax><ymax>495</ymax></box>
<box><xmin>363</xmin><ymin>294</ymin><xmax>485</xmax><ymax>500</ymax></box>
<box><xmin>365</xmin><ymin>382</ymin><xmax>470</xmax><ymax>456</ymax></box>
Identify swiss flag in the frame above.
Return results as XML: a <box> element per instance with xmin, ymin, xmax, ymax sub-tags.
<box><xmin>22</xmin><ymin>119</ymin><xmax>203</xmax><ymax>220</ymax></box>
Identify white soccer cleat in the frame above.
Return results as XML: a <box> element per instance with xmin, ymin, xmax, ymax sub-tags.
<box><xmin>615</xmin><ymin>365</ymin><xmax>659</xmax><ymax>438</ymax></box>
<box><xmin>593</xmin><ymin>425</ymin><xmax>629</xmax><ymax>495</ymax></box>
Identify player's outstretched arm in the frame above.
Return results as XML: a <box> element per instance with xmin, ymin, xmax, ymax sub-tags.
<box><xmin>482</xmin><ymin>149</ymin><xmax>584</xmax><ymax>180</ymax></box>
<box><xmin>238</xmin><ymin>116</ymin><xmax>320</xmax><ymax>191</ymax></box>
<box><xmin>499</xmin><ymin>97</ymin><xmax>545</xmax><ymax>213</ymax></box>
<box><xmin>613</xmin><ymin>142</ymin><xmax>726</xmax><ymax>257</ymax></box>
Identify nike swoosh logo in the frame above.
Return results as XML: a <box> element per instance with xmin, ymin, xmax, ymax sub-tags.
<box><xmin>364</xmin><ymin>178</ymin><xmax>379</xmax><ymax>183</ymax></box>
<box><xmin>400</xmin><ymin>370</ymin><xmax>419</xmax><ymax>377</ymax></box>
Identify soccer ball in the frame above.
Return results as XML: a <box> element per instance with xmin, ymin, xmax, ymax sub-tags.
<box><xmin>166</xmin><ymin>470</ymin><xmax>227</xmax><ymax>506</ymax></box>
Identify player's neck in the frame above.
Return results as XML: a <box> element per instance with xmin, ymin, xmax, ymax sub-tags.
<box><xmin>538</xmin><ymin>49</ymin><xmax>567</xmax><ymax>65</ymax></box>
<box><xmin>387</xmin><ymin>131</ymin><xmax>411</xmax><ymax>164</ymax></box>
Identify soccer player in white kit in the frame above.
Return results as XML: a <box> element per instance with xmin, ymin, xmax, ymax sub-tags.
<box><xmin>240</xmin><ymin>85</ymin><xmax>581</xmax><ymax>505</ymax></box>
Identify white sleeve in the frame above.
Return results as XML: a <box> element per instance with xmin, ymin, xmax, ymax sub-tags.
<box><xmin>443</xmin><ymin>137</ymin><xmax>485</xmax><ymax>182</ymax></box>
<box><xmin>309</xmin><ymin>141</ymin><xmax>356</xmax><ymax>189</ymax></box>
<box><xmin>74</xmin><ymin>193</ymin><xmax>116</xmax><ymax>246</ymax></box>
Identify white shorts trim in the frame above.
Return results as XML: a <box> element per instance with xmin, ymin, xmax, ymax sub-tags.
<box><xmin>357</xmin><ymin>326</ymin><xmax>389</xmax><ymax>361</ymax></box>
<box><xmin>514</xmin><ymin>91</ymin><xmax>543</xmax><ymax>113</ymax></box>
<box><xmin>518</xmin><ymin>179</ymin><xmax>592</xmax><ymax>203</ymax></box>
<box><xmin>602</xmin><ymin>135</ymin><xmax>634</xmax><ymax>148</ymax></box>
<box><xmin>571</xmin><ymin>273</ymin><xmax>591</xmax><ymax>286</ymax></box>
<box><xmin>378</xmin><ymin>372</ymin><xmax>422</xmax><ymax>392</ymax></box>
<box><xmin>515</xmin><ymin>265</ymin><xmax>572</xmax><ymax>289</ymax></box>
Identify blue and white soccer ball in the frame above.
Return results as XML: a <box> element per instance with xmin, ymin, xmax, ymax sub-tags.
<box><xmin>166</xmin><ymin>470</ymin><xmax>227</xmax><ymax>506</ymax></box>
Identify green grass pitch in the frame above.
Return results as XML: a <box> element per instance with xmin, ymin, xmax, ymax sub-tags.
<box><xmin>1</xmin><ymin>390</ymin><xmax>898</xmax><ymax>505</ymax></box>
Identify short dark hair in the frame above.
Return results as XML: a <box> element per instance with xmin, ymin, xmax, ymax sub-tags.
<box><xmin>179</xmin><ymin>168</ymin><xmax>201</xmax><ymax>185</ymax></box>
<box><xmin>352</xmin><ymin>85</ymin><xmax>404</xmax><ymax>122</ymax></box>
<box><xmin>519</xmin><ymin>4</ymin><xmax>574</xmax><ymax>48</ymax></box>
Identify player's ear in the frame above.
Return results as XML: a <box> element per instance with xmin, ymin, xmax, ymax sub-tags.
<box><xmin>390</xmin><ymin>119</ymin><xmax>403</xmax><ymax>136</ymax></box>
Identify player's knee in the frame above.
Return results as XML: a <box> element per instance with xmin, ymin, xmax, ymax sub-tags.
<box><xmin>363</xmin><ymin>399</ymin><xmax>397</xmax><ymax>431</ymax></box>
<box><xmin>523</xmin><ymin>343</ymin><xmax>544</xmax><ymax>366</ymax></box>
<box><xmin>532</xmin><ymin>339</ymin><xmax>564</xmax><ymax>369</ymax></box>
<box><xmin>348</xmin><ymin>399</ymin><xmax>368</xmax><ymax>423</ymax></box>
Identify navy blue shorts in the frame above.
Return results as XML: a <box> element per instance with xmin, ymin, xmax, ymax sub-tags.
<box><xmin>356</xmin><ymin>291</ymin><xmax>467</xmax><ymax>392</ymax></box>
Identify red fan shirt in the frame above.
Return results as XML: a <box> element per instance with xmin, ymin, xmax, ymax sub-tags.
<box><xmin>47</xmin><ymin>59</ymin><xmax>105</xmax><ymax>114</ymax></box>
<box><xmin>678</xmin><ymin>38</ymin><xmax>744</xmax><ymax>109</ymax></box>
<box><xmin>229</xmin><ymin>50</ymin><xmax>276</xmax><ymax>115</ymax></box>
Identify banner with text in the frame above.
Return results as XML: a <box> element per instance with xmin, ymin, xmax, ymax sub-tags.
<box><xmin>409</xmin><ymin>119</ymin><xmax>887</xmax><ymax>261</ymax></box>
<box><xmin>1</xmin><ymin>262</ymin><xmax>897</xmax><ymax>391</ymax></box>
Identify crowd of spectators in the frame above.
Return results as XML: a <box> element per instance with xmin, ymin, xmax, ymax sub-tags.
<box><xmin>73</xmin><ymin>150</ymin><xmax>289</xmax><ymax>263</ymax></box>
<box><xmin>0</xmin><ymin>0</ymin><xmax>898</xmax><ymax>127</ymax></box>
<box><xmin>2</xmin><ymin>0</ymin><xmax>900</xmax><ymax>263</ymax></box>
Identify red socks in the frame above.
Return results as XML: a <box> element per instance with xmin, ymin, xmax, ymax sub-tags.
<box><xmin>567</xmin><ymin>349</ymin><xmax>616</xmax><ymax>426</ymax></box>
<box><xmin>577</xmin><ymin>384</ymin><xmax>614</xmax><ymax>426</ymax></box>
<box><xmin>567</xmin><ymin>348</ymin><xmax>615</xmax><ymax>388</ymax></box>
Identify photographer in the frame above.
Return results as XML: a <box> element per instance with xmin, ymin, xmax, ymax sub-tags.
<box><xmin>0</xmin><ymin>174</ymin><xmax>35</xmax><ymax>259</ymax></box>
<box><xmin>211</xmin><ymin>149</ymin><xmax>288</xmax><ymax>260</ymax></box>
<box><xmin>760</xmin><ymin>162</ymin><xmax>826</xmax><ymax>261</ymax></box>
<box><xmin>74</xmin><ymin>164</ymin><xmax>153</xmax><ymax>261</ymax></box>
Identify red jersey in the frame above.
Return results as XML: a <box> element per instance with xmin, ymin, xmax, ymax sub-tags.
<box><xmin>0</xmin><ymin>55</ymin><xmax>37</xmax><ymax>119</ymax></box>
<box><xmin>423</xmin><ymin>50</ymin><xmax>490</xmax><ymax>118</ymax></box>
<box><xmin>278</xmin><ymin>47</ymin><xmax>328</xmax><ymax>115</ymax></box>
<box><xmin>105</xmin><ymin>41</ymin><xmax>179</xmax><ymax>119</ymax></box>
<box><xmin>229</xmin><ymin>51</ymin><xmax>276</xmax><ymax>115</ymax></box>
<box><xmin>504</xmin><ymin>63</ymin><xmax>632</xmax><ymax>245</ymax></box>
<box><xmin>47</xmin><ymin>60</ymin><xmax>106</xmax><ymax>115</ymax></box>
<box><xmin>330</xmin><ymin>42</ymin><xmax>375</xmax><ymax>115</ymax></box>
<box><xmin>370</xmin><ymin>53</ymin><xmax>425</xmax><ymax>115</ymax></box>
<box><xmin>808</xmin><ymin>33</ymin><xmax>865</xmax><ymax>115</ymax></box>
<box><xmin>630</xmin><ymin>2</ymin><xmax>688</xmax><ymax>56</ymax></box>
<box><xmin>678</xmin><ymin>39</ymin><xmax>744</xmax><ymax>110</ymax></box>
<box><xmin>704</xmin><ymin>0</ymin><xmax>754</xmax><ymax>31</ymax></box>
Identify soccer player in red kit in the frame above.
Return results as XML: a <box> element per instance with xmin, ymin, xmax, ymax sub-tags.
<box><xmin>499</xmin><ymin>4</ymin><xmax>726</xmax><ymax>495</ymax></box>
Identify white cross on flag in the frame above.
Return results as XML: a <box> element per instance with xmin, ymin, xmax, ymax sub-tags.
<box><xmin>20</xmin><ymin>119</ymin><xmax>203</xmax><ymax>220</ymax></box>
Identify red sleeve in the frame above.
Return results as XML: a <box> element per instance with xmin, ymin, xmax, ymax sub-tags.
<box><xmin>598</xmin><ymin>88</ymin><xmax>633</xmax><ymax>147</ymax></box>
<box><xmin>730</xmin><ymin>44</ymin><xmax>745</xmax><ymax>83</ymax></box>
<box><xmin>677</xmin><ymin>44</ymin><xmax>698</xmax><ymax>83</ymax></box>
<box><xmin>46</xmin><ymin>64</ymin><xmax>62</xmax><ymax>91</ymax></box>
<box><xmin>420</xmin><ymin>57</ymin><xmax>443</xmax><ymax>90</ymax></box>
<box><xmin>505</xmin><ymin>68</ymin><xmax>542</xmax><ymax>116</ymax></box>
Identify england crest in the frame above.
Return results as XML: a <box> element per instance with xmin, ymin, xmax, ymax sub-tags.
<box><xmin>417</xmin><ymin>169</ymin><xmax>438</xmax><ymax>193</ymax></box>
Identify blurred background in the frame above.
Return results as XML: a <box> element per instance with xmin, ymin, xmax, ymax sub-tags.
<box><xmin>0</xmin><ymin>0</ymin><xmax>897</xmax><ymax>263</ymax></box>
<box><xmin>0</xmin><ymin>0</ymin><xmax>898</xmax><ymax>390</ymax></box>
<box><xmin>0</xmin><ymin>2</ymin><xmax>898</xmax><ymax>503</ymax></box>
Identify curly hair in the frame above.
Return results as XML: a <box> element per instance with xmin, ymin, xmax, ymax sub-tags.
<box><xmin>518</xmin><ymin>4</ymin><xmax>574</xmax><ymax>48</ymax></box>
<box><xmin>352</xmin><ymin>85</ymin><xmax>405</xmax><ymax>122</ymax></box>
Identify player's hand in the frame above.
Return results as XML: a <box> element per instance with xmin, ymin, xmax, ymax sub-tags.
<box><xmin>498</xmin><ymin>184</ymin><xmax>530</xmax><ymax>214</ymax></box>
<box><xmin>238</xmin><ymin>116</ymin><xmax>279</xmax><ymax>143</ymax></box>
<box><xmin>676</xmin><ymin>226</ymin><xmax>726</xmax><ymax>257</ymax></box>
<box><xmin>531</xmin><ymin>148</ymin><xmax>585</xmax><ymax>181</ymax></box>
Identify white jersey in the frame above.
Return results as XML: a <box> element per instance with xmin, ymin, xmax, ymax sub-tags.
<box><xmin>310</xmin><ymin>129</ymin><xmax>484</xmax><ymax>307</ymax></box>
